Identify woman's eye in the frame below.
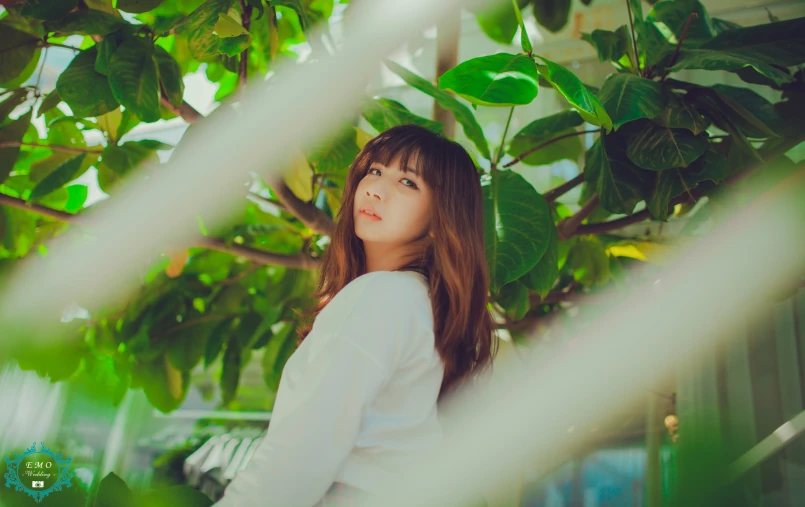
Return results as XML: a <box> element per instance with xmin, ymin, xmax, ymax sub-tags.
<box><xmin>367</xmin><ymin>168</ymin><xmax>418</xmax><ymax>189</ymax></box>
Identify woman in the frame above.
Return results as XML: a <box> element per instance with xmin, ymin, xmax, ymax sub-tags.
<box><xmin>213</xmin><ymin>124</ymin><xmax>498</xmax><ymax>506</ymax></box>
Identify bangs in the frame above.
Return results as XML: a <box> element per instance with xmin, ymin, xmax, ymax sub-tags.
<box><xmin>359</xmin><ymin>127</ymin><xmax>435</xmax><ymax>179</ymax></box>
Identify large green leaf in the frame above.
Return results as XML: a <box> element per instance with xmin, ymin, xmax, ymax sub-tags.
<box><xmin>43</xmin><ymin>10</ymin><xmax>128</xmax><ymax>36</ymax></box>
<box><xmin>0</xmin><ymin>109</ymin><xmax>32</xmax><ymax>185</ymax></box>
<box><xmin>20</xmin><ymin>0</ymin><xmax>78</xmax><ymax>20</ymax></box>
<box><xmin>647</xmin><ymin>0</ymin><xmax>715</xmax><ymax>47</ymax></box>
<box><xmin>668</xmin><ymin>49</ymin><xmax>794</xmax><ymax>87</ymax></box>
<box><xmin>0</xmin><ymin>23</ymin><xmax>40</xmax><ymax>85</ymax></box>
<box><xmin>362</xmin><ymin>98</ymin><xmax>442</xmax><ymax>134</ymax></box>
<box><xmin>36</xmin><ymin>89</ymin><xmax>61</xmax><ymax>118</ymax></box>
<box><xmin>305</xmin><ymin>128</ymin><xmax>360</xmax><ymax>175</ymax></box>
<box><xmin>167</xmin><ymin>322</ymin><xmax>213</xmax><ymax>372</ymax></box>
<box><xmin>384</xmin><ymin>59</ymin><xmax>491</xmax><ymax>159</ymax></box>
<box><xmin>644</xmin><ymin>148</ymin><xmax>726</xmax><ymax>221</ymax></box>
<box><xmin>438</xmin><ymin>53</ymin><xmax>539</xmax><ymax>107</ymax></box>
<box><xmin>597</xmin><ymin>73</ymin><xmax>663</xmax><ymax>129</ymax></box>
<box><xmin>107</xmin><ymin>37</ymin><xmax>162</xmax><ymax>123</ymax></box>
<box><xmin>56</xmin><ymin>47</ymin><xmax>119</xmax><ymax>118</ymax></box>
<box><xmin>496</xmin><ymin>279</ymin><xmax>530</xmax><ymax>321</ymax></box>
<box><xmin>102</xmin><ymin>140</ymin><xmax>170</xmax><ymax>176</ymax></box>
<box><xmin>117</xmin><ymin>0</ymin><xmax>168</xmax><ymax>13</ymax></box>
<box><xmin>475</xmin><ymin>1</ymin><xmax>518</xmax><ymax>45</ymax></box>
<box><xmin>532</xmin><ymin>0</ymin><xmax>571</xmax><ymax>33</ymax></box>
<box><xmin>624</xmin><ymin>119</ymin><xmax>709</xmax><ymax>171</ymax></box>
<box><xmin>522</xmin><ymin>221</ymin><xmax>559</xmax><ymax>299</ymax></box>
<box><xmin>482</xmin><ymin>170</ymin><xmax>552</xmax><ymax>292</ymax></box>
<box><xmin>507</xmin><ymin>127</ymin><xmax>582</xmax><ymax>166</ymax></box>
<box><xmin>700</xmin><ymin>17</ymin><xmax>805</xmax><ymax>68</ymax></box>
<box><xmin>177</xmin><ymin>0</ymin><xmax>247</xmax><ymax>60</ymax></box>
<box><xmin>584</xmin><ymin>133</ymin><xmax>648</xmax><ymax>215</ymax></box>
<box><xmin>653</xmin><ymin>92</ymin><xmax>708</xmax><ymax>135</ymax></box>
<box><xmin>567</xmin><ymin>236</ymin><xmax>610</xmax><ymax>286</ymax></box>
<box><xmin>536</xmin><ymin>56</ymin><xmax>613</xmax><ymax>131</ymax></box>
<box><xmin>709</xmin><ymin>84</ymin><xmax>782</xmax><ymax>138</ymax></box>
<box><xmin>220</xmin><ymin>337</ymin><xmax>242</xmax><ymax>405</ymax></box>
<box><xmin>581</xmin><ymin>26</ymin><xmax>629</xmax><ymax>63</ymax></box>
<box><xmin>154</xmin><ymin>45</ymin><xmax>185</xmax><ymax>108</ymax></box>
<box><xmin>29</xmin><ymin>153</ymin><xmax>87</xmax><ymax>201</ymax></box>
<box><xmin>261</xmin><ymin>321</ymin><xmax>296</xmax><ymax>392</ymax></box>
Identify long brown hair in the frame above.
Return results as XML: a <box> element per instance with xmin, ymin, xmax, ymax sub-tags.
<box><xmin>295</xmin><ymin>124</ymin><xmax>499</xmax><ymax>404</ymax></box>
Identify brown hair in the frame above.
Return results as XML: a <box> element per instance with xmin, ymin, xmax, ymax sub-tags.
<box><xmin>295</xmin><ymin>124</ymin><xmax>499</xmax><ymax>404</ymax></box>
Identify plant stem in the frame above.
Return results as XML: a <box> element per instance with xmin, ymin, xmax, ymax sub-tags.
<box><xmin>503</xmin><ymin>129</ymin><xmax>599</xmax><ymax>168</ymax></box>
<box><xmin>0</xmin><ymin>141</ymin><xmax>104</xmax><ymax>154</ymax></box>
<box><xmin>544</xmin><ymin>173</ymin><xmax>584</xmax><ymax>203</ymax></box>
<box><xmin>495</xmin><ymin>106</ymin><xmax>516</xmax><ymax>166</ymax></box>
<box><xmin>660</xmin><ymin>12</ymin><xmax>698</xmax><ymax>82</ymax></box>
<box><xmin>625</xmin><ymin>0</ymin><xmax>641</xmax><ymax>76</ymax></box>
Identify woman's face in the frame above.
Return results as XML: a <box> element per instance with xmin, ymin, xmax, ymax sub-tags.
<box><xmin>353</xmin><ymin>155</ymin><xmax>432</xmax><ymax>249</ymax></box>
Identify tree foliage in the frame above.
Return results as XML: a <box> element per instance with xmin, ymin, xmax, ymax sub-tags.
<box><xmin>0</xmin><ymin>0</ymin><xmax>803</xmax><ymax>415</ymax></box>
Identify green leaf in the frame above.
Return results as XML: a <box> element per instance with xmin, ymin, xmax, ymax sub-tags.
<box><xmin>645</xmin><ymin>148</ymin><xmax>726</xmax><ymax>221</ymax></box>
<box><xmin>220</xmin><ymin>338</ymin><xmax>242</xmax><ymax>405</ymax></box>
<box><xmin>167</xmin><ymin>323</ymin><xmax>212</xmax><ymax>372</ymax></box>
<box><xmin>43</xmin><ymin>10</ymin><xmax>128</xmax><ymax>36</ymax></box>
<box><xmin>0</xmin><ymin>109</ymin><xmax>32</xmax><ymax>185</ymax></box>
<box><xmin>56</xmin><ymin>47</ymin><xmax>119</xmax><ymax>118</ymax></box>
<box><xmin>204</xmin><ymin>318</ymin><xmax>233</xmax><ymax>368</ymax></box>
<box><xmin>624</xmin><ymin>119</ymin><xmax>709</xmax><ymax>171</ymax></box>
<box><xmin>700</xmin><ymin>17</ymin><xmax>805</xmax><ymax>68</ymax></box>
<box><xmin>36</xmin><ymin>89</ymin><xmax>61</xmax><ymax>118</ymax></box>
<box><xmin>20</xmin><ymin>0</ymin><xmax>78</xmax><ymax>20</ymax></box>
<box><xmin>261</xmin><ymin>321</ymin><xmax>295</xmax><ymax>392</ymax></box>
<box><xmin>94</xmin><ymin>472</ymin><xmax>136</xmax><ymax>507</ymax></box>
<box><xmin>107</xmin><ymin>37</ymin><xmax>162</xmax><ymax>123</ymax></box>
<box><xmin>0</xmin><ymin>23</ymin><xmax>40</xmax><ymax>85</ymax></box>
<box><xmin>506</xmin><ymin>111</ymin><xmax>583</xmax><ymax>165</ymax></box>
<box><xmin>584</xmin><ymin>134</ymin><xmax>648</xmax><ymax>215</ymax></box>
<box><xmin>567</xmin><ymin>236</ymin><xmax>610</xmax><ymax>286</ymax></box>
<box><xmin>179</xmin><ymin>0</ymin><xmax>247</xmax><ymax>60</ymax></box>
<box><xmin>709</xmin><ymin>84</ymin><xmax>782</xmax><ymax>138</ymax></box>
<box><xmin>482</xmin><ymin>170</ymin><xmax>553</xmax><ymax>292</ymax></box>
<box><xmin>653</xmin><ymin>92</ymin><xmax>708</xmax><ymax>135</ymax></box>
<box><xmin>647</xmin><ymin>0</ymin><xmax>715</xmax><ymax>47</ymax></box>
<box><xmin>439</xmin><ymin>53</ymin><xmax>539</xmax><ymax>107</ymax></box>
<box><xmin>154</xmin><ymin>45</ymin><xmax>185</xmax><ymax>108</ymax></box>
<box><xmin>101</xmin><ymin>139</ymin><xmax>167</xmax><ymax>176</ymax></box>
<box><xmin>306</xmin><ymin>128</ymin><xmax>360</xmax><ymax>175</ymax></box>
<box><xmin>581</xmin><ymin>26</ymin><xmax>629</xmax><ymax>63</ymax></box>
<box><xmin>0</xmin><ymin>89</ymin><xmax>29</xmax><ymax>123</ymax></box>
<box><xmin>508</xmin><ymin>127</ymin><xmax>582</xmax><ymax>166</ymax></box>
<box><xmin>214</xmin><ymin>12</ymin><xmax>249</xmax><ymax>37</ymax></box>
<box><xmin>117</xmin><ymin>0</ymin><xmax>168</xmax><ymax>13</ymax></box>
<box><xmin>532</xmin><ymin>0</ymin><xmax>571</xmax><ymax>33</ymax></box>
<box><xmin>597</xmin><ymin>73</ymin><xmax>663</xmax><ymax>129</ymax></box>
<box><xmin>522</xmin><ymin>220</ymin><xmax>558</xmax><ymax>299</ymax></box>
<box><xmin>475</xmin><ymin>1</ymin><xmax>518</xmax><ymax>46</ymax></box>
<box><xmin>384</xmin><ymin>59</ymin><xmax>491</xmax><ymax>159</ymax></box>
<box><xmin>362</xmin><ymin>98</ymin><xmax>443</xmax><ymax>134</ymax></box>
<box><xmin>30</xmin><ymin>153</ymin><xmax>87</xmax><ymax>201</ymax></box>
<box><xmin>512</xmin><ymin>0</ymin><xmax>532</xmax><ymax>54</ymax></box>
<box><xmin>496</xmin><ymin>279</ymin><xmax>530</xmax><ymax>321</ymax></box>
<box><xmin>535</xmin><ymin>56</ymin><xmax>613</xmax><ymax>131</ymax></box>
<box><xmin>668</xmin><ymin>49</ymin><xmax>794</xmax><ymax>87</ymax></box>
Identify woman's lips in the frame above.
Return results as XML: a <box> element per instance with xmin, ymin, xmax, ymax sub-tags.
<box><xmin>359</xmin><ymin>210</ymin><xmax>381</xmax><ymax>221</ymax></box>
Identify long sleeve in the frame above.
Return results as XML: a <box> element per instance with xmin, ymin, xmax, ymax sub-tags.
<box><xmin>212</xmin><ymin>334</ymin><xmax>389</xmax><ymax>507</ymax></box>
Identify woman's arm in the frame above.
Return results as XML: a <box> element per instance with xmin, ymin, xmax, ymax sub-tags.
<box><xmin>212</xmin><ymin>334</ymin><xmax>389</xmax><ymax>507</ymax></box>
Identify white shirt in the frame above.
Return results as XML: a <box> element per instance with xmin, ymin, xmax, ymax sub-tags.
<box><xmin>213</xmin><ymin>270</ymin><xmax>444</xmax><ymax>506</ymax></box>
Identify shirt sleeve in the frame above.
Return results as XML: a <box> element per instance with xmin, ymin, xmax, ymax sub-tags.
<box><xmin>212</xmin><ymin>334</ymin><xmax>389</xmax><ymax>507</ymax></box>
<box><xmin>211</xmin><ymin>272</ymin><xmax>428</xmax><ymax>507</ymax></box>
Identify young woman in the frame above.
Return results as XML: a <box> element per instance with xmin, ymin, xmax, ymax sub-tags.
<box><xmin>213</xmin><ymin>124</ymin><xmax>498</xmax><ymax>506</ymax></box>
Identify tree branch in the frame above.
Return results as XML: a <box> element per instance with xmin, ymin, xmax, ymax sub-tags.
<box><xmin>266</xmin><ymin>175</ymin><xmax>335</xmax><ymax>236</ymax></box>
<box><xmin>432</xmin><ymin>9</ymin><xmax>460</xmax><ymax>138</ymax></box>
<box><xmin>238</xmin><ymin>0</ymin><xmax>252</xmax><ymax>92</ymax></box>
<box><xmin>557</xmin><ymin>194</ymin><xmax>599</xmax><ymax>240</ymax></box>
<box><xmin>544</xmin><ymin>173</ymin><xmax>584</xmax><ymax>203</ymax></box>
<box><xmin>502</xmin><ymin>130</ymin><xmax>599</xmax><ymax>169</ymax></box>
<box><xmin>0</xmin><ymin>141</ymin><xmax>103</xmax><ymax>154</ymax></box>
<box><xmin>625</xmin><ymin>0</ymin><xmax>641</xmax><ymax>76</ymax></box>
<box><xmin>0</xmin><ymin>191</ymin><xmax>320</xmax><ymax>269</ymax></box>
